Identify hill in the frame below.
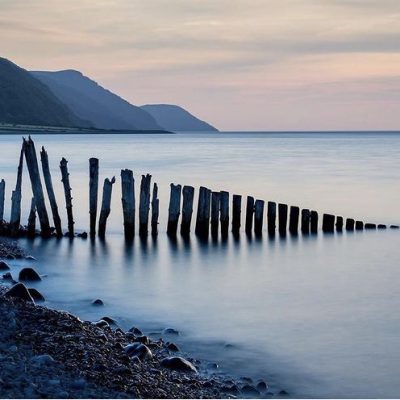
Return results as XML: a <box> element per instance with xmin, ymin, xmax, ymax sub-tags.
<box><xmin>32</xmin><ymin>70</ymin><xmax>162</xmax><ymax>131</ymax></box>
<box><xmin>141</xmin><ymin>104</ymin><xmax>218</xmax><ymax>132</ymax></box>
<box><xmin>0</xmin><ymin>58</ymin><xmax>88</xmax><ymax>128</ymax></box>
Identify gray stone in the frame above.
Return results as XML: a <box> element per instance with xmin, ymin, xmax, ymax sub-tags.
<box><xmin>18</xmin><ymin>267</ymin><xmax>41</xmax><ymax>281</ymax></box>
<box><xmin>124</xmin><ymin>343</ymin><xmax>153</xmax><ymax>360</ymax></box>
<box><xmin>5</xmin><ymin>283</ymin><xmax>35</xmax><ymax>302</ymax></box>
<box><xmin>160</xmin><ymin>356</ymin><xmax>197</xmax><ymax>373</ymax></box>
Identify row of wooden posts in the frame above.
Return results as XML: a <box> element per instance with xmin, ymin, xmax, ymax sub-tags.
<box><xmin>0</xmin><ymin>137</ymin><xmax>396</xmax><ymax>240</ymax></box>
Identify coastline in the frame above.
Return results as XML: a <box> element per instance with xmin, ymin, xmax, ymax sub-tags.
<box><xmin>0</xmin><ymin>239</ymin><xmax>274</xmax><ymax>399</ymax></box>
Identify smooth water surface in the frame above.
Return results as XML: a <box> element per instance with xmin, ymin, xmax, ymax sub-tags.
<box><xmin>1</xmin><ymin>132</ymin><xmax>400</xmax><ymax>398</ymax></box>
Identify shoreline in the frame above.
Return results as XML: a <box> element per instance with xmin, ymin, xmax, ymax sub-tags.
<box><xmin>0</xmin><ymin>239</ymin><xmax>276</xmax><ymax>399</ymax></box>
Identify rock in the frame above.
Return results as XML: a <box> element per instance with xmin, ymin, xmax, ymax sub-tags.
<box><xmin>160</xmin><ymin>356</ymin><xmax>197</xmax><ymax>373</ymax></box>
<box><xmin>18</xmin><ymin>267</ymin><xmax>41</xmax><ymax>281</ymax></box>
<box><xmin>31</xmin><ymin>354</ymin><xmax>55</xmax><ymax>365</ymax></box>
<box><xmin>241</xmin><ymin>377</ymin><xmax>253</xmax><ymax>384</ymax></box>
<box><xmin>27</xmin><ymin>288</ymin><xmax>45</xmax><ymax>301</ymax></box>
<box><xmin>25</xmin><ymin>255</ymin><xmax>36</xmax><ymax>261</ymax></box>
<box><xmin>5</xmin><ymin>283</ymin><xmax>35</xmax><ymax>302</ymax></box>
<box><xmin>94</xmin><ymin>320</ymin><xmax>109</xmax><ymax>329</ymax></box>
<box><xmin>2</xmin><ymin>272</ymin><xmax>13</xmax><ymax>280</ymax></box>
<box><xmin>167</xmin><ymin>342</ymin><xmax>180</xmax><ymax>352</ymax></box>
<box><xmin>241</xmin><ymin>385</ymin><xmax>260</xmax><ymax>397</ymax></box>
<box><xmin>207</xmin><ymin>362</ymin><xmax>219</xmax><ymax>369</ymax></box>
<box><xmin>124</xmin><ymin>343</ymin><xmax>153</xmax><ymax>360</ymax></box>
<box><xmin>101</xmin><ymin>316</ymin><xmax>117</xmax><ymax>325</ymax></box>
<box><xmin>0</xmin><ymin>261</ymin><xmax>10</xmax><ymax>270</ymax></box>
<box><xmin>221</xmin><ymin>385</ymin><xmax>240</xmax><ymax>396</ymax></box>
<box><xmin>162</xmin><ymin>327</ymin><xmax>180</xmax><ymax>336</ymax></box>
<box><xmin>279</xmin><ymin>390</ymin><xmax>289</xmax><ymax>396</ymax></box>
<box><xmin>129</xmin><ymin>326</ymin><xmax>143</xmax><ymax>336</ymax></box>
<box><xmin>135</xmin><ymin>335</ymin><xmax>150</xmax><ymax>344</ymax></box>
<box><xmin>92</xmin><ymin>299</ymin><xmax>104</xmax><ymax>306</ymax></box>
<box><xmin>256</xmin><ymin>381</ymin><xmax>268</xmax><ymax>392</ymax></box>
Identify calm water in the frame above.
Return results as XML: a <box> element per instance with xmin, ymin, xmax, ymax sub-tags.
<box><xmin>1</xmin><ymin>132</ymin><xmax>400</xmax><ymax>398</ymax></box>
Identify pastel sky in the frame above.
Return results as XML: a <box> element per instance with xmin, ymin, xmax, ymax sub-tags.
<box><xmin>1</xmin><ymin>0</ymin><xmax>399</xmax><ymax>130</ymax></box>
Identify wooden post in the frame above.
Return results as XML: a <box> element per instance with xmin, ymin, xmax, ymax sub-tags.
<box><xmin>10</xmin><ymin>146</ymin><xmax>24</xmax><ymax>237</ymax></box>
<box><xmin>301</xmin><ymin>209</ymin><xmax>310</xmax><ymax>234</ymax></box>
<box><xmin>59</xmin><ymin>157</ymin><xmax>74</xmax><ymax>237</ymax></box>
<box><xmin>278</xmin><ymin>203</ymin><xmax>288</xmax><ymax>236</ymax></box>
<box><xmin>98</xmin><ymin>177</ymin><xmax>116</xmax><ymax>238</ymax></box>
<box><xmin>151</xmin><ymin>183</ymin><xmax>159</xmax><ymax>236</ymax></box>
<box><xmin>195</xmin><ymin>186</ymin><xmax>211</xmax><ymax>238</ymax></box>
<box><xmin>336</xmin><ymin>216</ymin><xmax>344</xmax><ymax>231</ymax></box>
<box><xmin>322</xmin><ymin>214</ymin><xmax>335</xmax><ymax>233</ymax></box>
<box><xmin>121</xmin><ymin>169</ymin><xmax>135</xmax><ymax>240</ymax></box>
<box><xmin>0</xmin><ymin>179</ymin><xmax>5</xmax><ymax>222</ymax></box>
<box><xmin>355</xmin><ymin>221</ymin><xmax>364</xmax><ymax>230</ymax></box>
<box><xmin>378</xmin><ymin>224</ymin><xmax>387</xmax><ymax>229</ymax></box>
<box><xmin>27</xmin><ymin>198</ymin><xmax>36</xmax><ymax>238</ymax></box>
<box><xmin>346</xmin><ymin>218</ymin><xmax>355</xmax><ymax>231</ymax></box>
<box><xmin>245</xmin><ymin>196</ymin><xmax>255</xmax><ymax>235</ymax></box>
<box><xmin>289</xmin><ymin>206</ymin><xmax>300</xmax><ymax>235</ymax></box>
<box><xmin>310</xmin><ymin>210</ymin><xmax>318</xmax><ymax>234</ymax></box>
<box><xmin>167</xmin><ymin>184</ymin><xmax>182</xmax><ymax>236</ymax></box>
<box><xmin>210</xmin><ymin>191</ymin><xmax>221</xmax><ymax>238</ymax></box>
<box><xmin>220</xmin><ymin>191</ymin><xmax>229</xmax><ymax>239</ymax></box>
<box><xmin>254</xmin><ymin>199</ymin><xmax>265</xmax><ymax>236</ymax></box>
<box><xmin>23</xmin><ymin>137</ymin><xmax>51</xmax><ymax>237</ymax></box>
<box><xmin>139</xmin><ymin>174</ymin><xmax>152</xmax><ymax>237</ymax></box>
<box><xmin>231</xmin><ymin>194</ymin><xmax>241</xmax><ymax>235</ymax></box>
<box><xmin>40</xmin><ymin>147</ymin><xmax>63</xmax><ymax>237</ymax></box>
<box><xmin>181</xmin><ymin>185</ymin><xmax>194</xmax><ymax>236</ymax></box>
<box><xmin>365</xmin><ymin>223</ymin><xmax>376</xmax><ymax>229</ymax></box>
<box><xmin>89</xmin><ymin>158</ymin><xmax>99</xmax><ymax>237</ymax></box>
<box><xmin>267</xmin><ymin>201</ymin><xmax>276</xmax><ymax>236</ymax></box>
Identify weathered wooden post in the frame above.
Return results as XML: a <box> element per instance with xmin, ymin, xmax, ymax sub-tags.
<box><xmin>23</xmin><ymin>138</ymin><xmax>51</xmax><ymax>237</ymax></box>
<box><xmin>278</xmin><ymin>203</ymin><xmax>288</xmax><ymax>236</ymax></box>
<box><xmin>167</xmin><ymin>184</ymin><xmax>182</xmax><ymax>236</ymax></box>
<box><xmin>220</xmin><ymin>191</ymin><xmax>229</xmax><ymax>239</ymax></box>
<box><xmin>27</xmin><ymin>198</ymin><xmax>36</xmax><ymax>238</ymax></box>
<box><xmin>254</xmin><ymin>199</ymin><xmax>265</xmax><ymax>236</ymax></box>
<box><xmin>0</xmin><ymin>179</ymin><xmax>5</xmax><ymax>222</ymax></box>
<box><xmin>267</xmin><ymin>201</ymin><xmax>276</xmax><ymax>236</ymax></box>
<box><xmin>245</xmin><ymin>196</ymin><xmax>255</xmax><ymax>235</ymax></box>
<box><xmin>151</xmin><ymin>183</ymin><xmax>159</xmax><ymax>236</ymax></box>
<box><xmin>121</xmin><ymin>169</ymin><xmax>135</xmax><ymax>240</ymax></box>
<box><xmin>378</xmin><ymin>224</ymin><xmax>387</xmax><ymax>229</ymax></box>
<box><xmin>59</xmin><ymin>157</ymin><xmax>74</xmax><ymax>237</ymax></box>
<box><xmin>301</xmin><ymin>209</ymin><xmax>310</xmax><ymax>234</ymax></box>
<box><xmin>40</xmin><ymin>147</ymin><xmax>63</xmax><ymax>237</ymax></box>
<box><xmin>181</xmin><ymin>185</ymin><xmax>194</xmax><ymax>236</ymax></box>
<box><xmin>231</xmin><ymin>194</ymin><xmax>241</xmax><ymax>235</ymax></box>
<box><xmin>139</xmin><ymin>174</ymin><xmax>152</xmax><ymax>237</ymax></box>
<box><xmin>365</xmin><ymin>223</ymin><xmax>376</xmax><ymax>229</ymax></box>
<box><xmin>346</xmin><ymin>218</ymin><xmax>355</xmax><ymax>231</ymax></box>
<box><xmin>336</xmin><ymin>216</ymin><xmax>344</xmax><ymax>231</ymax></box>
<box><xmin>289</xmin><ymin>206</ymin><xmax>300</xmax><ymax>235</ymax></box>
<box><xmin>210</xmin><ymin>191</ymin><xmax>221</xmax><ymax>238</ymax></box>
<box><xmin>355</xmin><ymin>221</ymin><xmax>364</xmax><ymax>230</ymax></box>
<box><xmin>195</xmin><ymin>186</ymin><xmax>211</xmax><ymax>238</ymax></box>
<box><xmin>89</xmin><ymin>158</ymin><xmax>99</xmax><ymax>237</ymax></box>
<box><xmin>98</xmin><ymin>177</ymin><xmax>116</xmax><ymax>238</ymax></box>
<box><xmin>10</xmin><ymin>147</ymin><xmax>24</xmax><ymax>237</ymax></box>
<box><xmin>322</xmin><ymin>214</ymin><xmax>335</xmax><ymax>233</ymax></box>
<box><xmin>310</xmin><ymin>210</ymin><xmax>318</xmax><ymax>234</ymax></box>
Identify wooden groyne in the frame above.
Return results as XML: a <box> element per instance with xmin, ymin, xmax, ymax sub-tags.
<box><xmin>0</xmin><ymin>136</ymin><xmax>398</xmax><ymax>241</ymax></box>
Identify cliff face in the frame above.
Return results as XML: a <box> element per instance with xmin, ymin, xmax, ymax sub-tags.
<box><xmin>0</xmin><ymin>58</ymin><xmax>88</xmax><ymax>128</ymax></box>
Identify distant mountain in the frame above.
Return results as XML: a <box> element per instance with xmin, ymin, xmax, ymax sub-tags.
<box><xmin>32</xmin><ymin>70</ymin><xmax>162</xmax><ymax>131</ymax></box>
<box><xmin>141</xmin><ymin>104</ymin><xmax>218</xmax><ymax>132</ymax></box>
<box><xmin>0</xmin><ymin>58</ymin><xmax>88</xmax><ymax>128</ymax></box>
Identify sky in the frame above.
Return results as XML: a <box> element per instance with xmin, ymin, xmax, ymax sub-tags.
<box><xmin>1</xmin><ymin>0</ymin><xmax>399</xmax><ymax>131</ymax></box>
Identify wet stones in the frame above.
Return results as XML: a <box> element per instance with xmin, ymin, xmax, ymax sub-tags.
<box><xmin>101</xmin><ymin>316</ymin><xmax>117</xmax><ymax>326</ymax></box>
<box><xmin>162</xmin><ymin>327</ymin><xmax>180</xmax><ymax>336</ymax></box>
<box><xmin>124</xmin><ymin>343</ymin><xmax>153</xmax><ymax>360</ymax></box>
<box><xmin>241</xmin><ymin>384</ymin><xmax>260</xmax><ymax>397</ymax></box>
<box><xmin>167</xmin><ymin>342</ymin><xmax>180</xmax><ymax>352</ymax></box>
<box><xmin>160</xmin><ymin>357</ymin><xmax>197</xmax><ymax>373</ymax></box>
<box><xmin>4</xmin><ymin>283</ymin><xmax>35</xmax><ymax>303</ymax></box>
<box><xmin>18</xmin><ymin>267</ymin><xmax>41</xmax><ymax>282</ymax></box>
<box><xmin>128</xmin><ymin>326</ymin><xmax>143</xmax><ymax>336</ymax></box>
<box><xmin>28</xmin><ymin>288</ymin><xmax>45</xmax><ymax>302</ymax></box>
<box><xmin>0</xmin><ymin>261</ymin><xmax>10</xmax><ymax>271</ymax></box>
<box><xmin>92</xmin><ymin>299</ymin><xmax>104</xmax><ymax>306</ymax></box>
<box><xmin>2</xmin><ymin>272</ymin><xmax>13</xmax><ymax>281</ymax></box>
